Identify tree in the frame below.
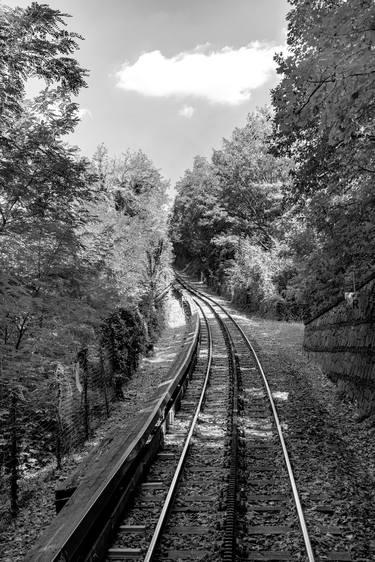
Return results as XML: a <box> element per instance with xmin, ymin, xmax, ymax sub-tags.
<box><xmin>170</xmin><ymin>110</ymin><xmax>291</xmax><ymax>301</ymax></box>
<box><xmin>212</xmin><ymin>108</ymin><xmax>290</xmax><ymax>249</ymax></box>
<box><xmin>88</xmin><ymin>147</ymin><xmax>172</xmax><ymax>303</ymax></box>
<box><xmin>0</xmin><ymin>4</ymin><xmax>173</xmax><ymax>518</ymax></box>
<box><xmin>0</xmin><ymin>3</ymin><xmax>96</xmax><ymax>515</ymax></box>
<box><xmin>169</xmin><ymin>156</ymin><xmax>229</xmax><ymax>275</ymax></box>
<box><xmin>0</xmin><ymin>2</ymin><xmax>95</xmax><ymax>389</ymax></box>
<box><xmin>272</xmin><ymin>0</ymin><xmax>375</xmax><ymax>311</ymax></box>
<box><xmin>0</xmin><ymin>2</ymin><xmax>87</xmax><ymax>137</ymax></box>
<box><xmin>84</xmin><ymin>147</ymin><xmax>172</xmax><ymax>386</ymax></box>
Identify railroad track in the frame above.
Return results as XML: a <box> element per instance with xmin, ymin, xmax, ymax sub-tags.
<box><xmin>176</xmin><ymin>277</ymin><xmax>315</xmax><ymax>562</ymax></box>
<box><xmin>175</xmin><ymin>276</ymin><xmax>353</xmax><ymax>562</ymax></box>
<box><xmin>105</xmin><ymin>276</ymin><xmax>317</xmax><ymax>561</ymax></box>
<box><xmin>29</xmin><ymin>277</ymin><xmax>353</xmax><ymax>561</ymax></box>
<box><xmin>106</xmin><ymin>291</ymin><xmax>235</xmax><ymax>560</ymax></box>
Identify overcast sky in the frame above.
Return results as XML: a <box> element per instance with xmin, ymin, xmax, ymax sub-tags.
<box><xmin>6</xmin><ymin>0</ymin><xmax>289</xmax><ymax>187</ymax></box>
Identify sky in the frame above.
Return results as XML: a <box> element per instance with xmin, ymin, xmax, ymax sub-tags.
<box><xmin>5</xmin><ymin>0</ymin><xmax>289</xmax><ymax>187</ymax></box>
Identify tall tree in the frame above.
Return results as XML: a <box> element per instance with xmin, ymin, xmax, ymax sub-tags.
<box><xmin>170</xmin><ymin>156</ymin><xmax>227</xmax><ymax>270</ymax></box>
<box><xmin>272</xmin><ymin>0</ymin><xmax>375</xmax><ymax>309</ymax></box>
<box><xmin>88</xmin><ymin>147</ymin><xmax>172</xmax><ymax>305</ymax></box>
<box><xmin>0</xmin><ymin>3</ymin><xmax>95</xmax><ymax>383</ymax></box>
<box><xmin>0</xmin><ymin>3</ymin><xmax>98</xmax><ymax>515</ymax></box>
<box><xmin>212</xmin><ymin>108</ymin><xmax>289</xmax><ymax>249</ymax></box>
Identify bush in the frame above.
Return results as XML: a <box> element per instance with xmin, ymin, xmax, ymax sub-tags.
<box><xmin>101</xmin><ymin>307</ymin><xmax>147</xmax><ymax>381</ymax></box>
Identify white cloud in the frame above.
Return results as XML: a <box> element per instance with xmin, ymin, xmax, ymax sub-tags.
<box><xmin>178</xmin><ymin>105</ymin><xmax>195</xmax><ymax>119</ymax></box>
<box><xmin>78</xmin><ymin>108</ymin><xmax>92</xmax><ymax>119</ymax></box>
<box><xmin>116</xmin><ymin>42</ymin><xmax>280</xmax><ymax>105</ymax></box>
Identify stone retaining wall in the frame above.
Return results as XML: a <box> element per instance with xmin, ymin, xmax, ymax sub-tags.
<box><xmin>303</xmin><ymin>273</ymin><xmax>375</xmax><ymax>419</ymax></box>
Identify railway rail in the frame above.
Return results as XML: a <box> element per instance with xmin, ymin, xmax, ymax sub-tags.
<box><xmin>175</xmin><ymin>276</ymin><xmax>353</xmax><ymax>562</ymax></box>
<box><xmin>175</xmin><ymin>276</ymin><xmax>315</xmax><ymax>562</ymax></box>
<box><xmin>28</xmin><ymin>277</ymin><xmax>354</xmax><ymax>562</ymax></box>
<box><xmin>105</xmin><ymin>277</ymin><xmax>317</xmax><ymax>561</ymax></box>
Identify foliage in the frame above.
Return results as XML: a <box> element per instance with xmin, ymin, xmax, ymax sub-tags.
<box><xmin>0</xmin><ymin>1</ymin><xmax>87</xmax><ymax>135</ymax></box>
<box><xmin>101</xmin><ymin>308</ymin><xmax>147</xmax><ymax>379</ymax></box>
<box><xmin>222</xmin><ymin>237</ymin><xmax>285</xmax><ymax>311</ymax></box>
<box><xmin>0</xmin><ymin>4</ymin><xmax>172</xmax><ymax>516</ymax></box>
<box><xmin>88</xmin><ymin>146</ymin><xmax>173</xmax><ymax>303</ymax></box>
<box><xmin>212</xmin><ymin>108</ymin><xmax>289</xmax><ymax>248</ymax></box>
<box><xmin>0</xmin><ymin>3</ymin><xmax>97</xmax><ymax>393</ymax></box>
<box><xmin>170</xmin><ymin>109</ymin><xmax>292</xmax><ymax>315</ymax></box>
<box><xmin>272</xmin><ymin>0</ymin><xmax>375</xmax><ymax>314</ymax></box>
<box><xmin>169</xmin><ymin>155</ymin><xmax>227</xmax><ymax>269</ymax></box>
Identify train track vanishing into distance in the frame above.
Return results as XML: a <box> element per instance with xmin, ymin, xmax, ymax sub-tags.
<box><xmin>29</xmin><ymin>275</ymin><xmax>354</xmax><ymax>561</ymax></box>
<box><xmin>105</xmin><ymin>275</ymin><xmax>316</xmax><ymax>561</ymax></box>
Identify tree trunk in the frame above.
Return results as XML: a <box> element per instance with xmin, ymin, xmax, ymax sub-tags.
<box><xmin>55</xmin><ymin>386</ymin><xmax>62</xmax><ymax>470</ymax></box>
<box><xmin>83</xmin><ymin>370</ymin><xmax>90</xmax><ymax>441</ymax></box>
<box><xmin>78</xmin><ymin>348</ymin><xmax>90</xmax><ymax>441</ymax></box>
<box><xmin>100</xmin><ymin>349</ymin><xmax>110</xmax><ymax>418</ymax></box>
<box><xmin>10</xmin><ymin>392</ymin><xmax>18</xmax><ymax>518</ymax></box>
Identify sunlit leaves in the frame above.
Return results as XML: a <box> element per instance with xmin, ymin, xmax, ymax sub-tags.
<box><xmin>0</xmin><ymin>2</ymin><xmax>87</xmax><ymax>132</ymax></box>
<box><xmin>272</xmin><ymin>0</ymin><xmax>375</xmax><ymax>313</ymax></box>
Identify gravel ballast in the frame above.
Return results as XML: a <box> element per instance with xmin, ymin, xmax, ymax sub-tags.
<box><xmin>219</xmin><ymin>301</ymin><xmax>375</xmax><ymax>561</ymax></box>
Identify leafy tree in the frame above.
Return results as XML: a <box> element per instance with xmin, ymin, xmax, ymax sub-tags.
<box><xmin>0</xmin><ymin>3</ymin><xmax>173</xmax><ymax>518</ymax></box>
<box><xmin>170</xmin><ymin>110</ymin><xmax>291</xmax><ymax>302</ymax></box>
<box><xmin>272</xmin><ymin>0</ymin><xmax>375</xmax><ymax>311</ymax></box>
<box><xmin>86</xmin><ymin>147</ymin><xmax>173</xmax><ymax>363</ymax></box>
<box><xmin>212</xmin><ymin>108</ymin><xmax>289</xmax><ymax>249</ymax></box>
<box><xmin>170</xmin><ymin>156</ymin><xmax>228</xmax><ymax>273</ymax></box>
<box><xmin>0</xmin><ymin>3</ymin><xmax>98</xmax><ymax>515</ymax></box>
<box><xmin>0</xmin><ymin>2</ymin><xmax>87</xmax><ymax>136</ymax></box>
<box><xmin>0</xmin><ymin>96</ymin><xmax>96</xmax><ymax>391</ymax></box>
<box><xmin>88</xmin><ymin>147</ymin><xmax>172</xmax><ymax>304</ymax></box>
<box><xmin>223</xmin><ymin>237</ymin><xmax>288</xmax><ymax>314</ymax></box>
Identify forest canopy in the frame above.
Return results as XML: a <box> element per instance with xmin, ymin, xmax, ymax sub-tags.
<box><xmin>171</xmin><ymin>0</ymin><xmax>375</xmax><ymax>319</ymax></box>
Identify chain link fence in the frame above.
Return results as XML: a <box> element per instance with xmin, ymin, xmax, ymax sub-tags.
<box><xmin>0</xmin><ymin>342</ymin><xmax>118</xmax><ymax>518</ymax></box>
<box><xmin>0</xmin><ymin>292</ymin><xmax>184</xmax><ymax>520</ymax></box>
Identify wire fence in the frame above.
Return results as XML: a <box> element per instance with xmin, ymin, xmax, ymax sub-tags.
<box><xmin>0</xmin><ymin>290</ymin><xmax>187</xmax><ymax>520</ymax></box>
<box><xmin>0</xmin><ymin>343</ymin><xmax>117</xmax><ymax>518</ymax></box>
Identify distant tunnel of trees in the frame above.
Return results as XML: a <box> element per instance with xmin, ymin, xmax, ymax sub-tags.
<box><xmin>170</xmin><ymin>0</ymin><xmax>375</xmax><ymax>321</ymax></box>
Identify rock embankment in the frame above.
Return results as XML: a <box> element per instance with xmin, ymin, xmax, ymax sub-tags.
<box><xmin>304</xmin><ymin>272</ymin><xmax>375</xmax><ymax>419</ymax></box>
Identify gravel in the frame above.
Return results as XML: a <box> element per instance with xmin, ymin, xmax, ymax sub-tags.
<box><xmin>223</xmin><ymin>308</ymin><xmax>375</xmax><ymax>561</ymax></box>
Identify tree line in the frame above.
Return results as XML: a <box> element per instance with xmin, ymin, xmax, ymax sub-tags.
<box><xmin>170</xmin><ymin>0</ymin><xmax>375</xmax><ymax>320</ymax></box>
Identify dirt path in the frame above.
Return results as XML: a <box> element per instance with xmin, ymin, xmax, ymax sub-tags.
<box><xmin>227</xmin><ymin>308</ymin><xmax>375</xmax><ymax>561</ymax></box>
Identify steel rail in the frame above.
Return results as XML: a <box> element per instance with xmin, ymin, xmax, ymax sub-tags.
<box><xmin>143</xmin><ymin>296</ymin><xmax>213</xmax><ymax>562</ymax></box>
<box><xmin>202</xmin><ymin>296</ymin><xmax>240</xmax><ymax>562</ymax></box>
<box><xmin>177</xmin><ymin>275</ymin><xmax>316</xmax><ymax>562</ymax></box>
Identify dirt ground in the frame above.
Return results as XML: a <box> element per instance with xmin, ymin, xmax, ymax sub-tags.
<box><xmin>220</xmin><ymin>301</ymin><xmax>375</xmax><ymax>561</ymax></box>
